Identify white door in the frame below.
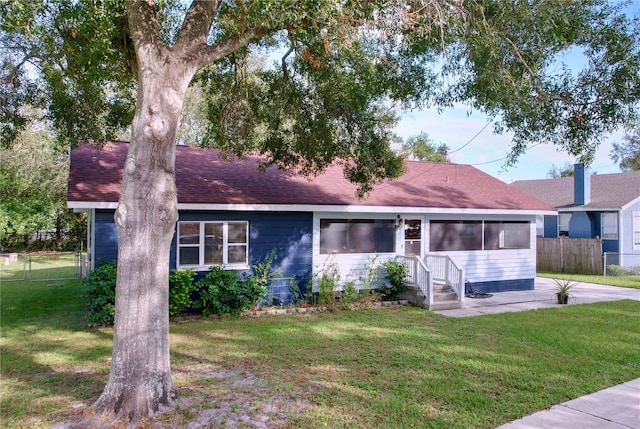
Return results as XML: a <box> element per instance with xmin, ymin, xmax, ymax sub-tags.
<box><xmin>404</xmin><ymin>219</ymin><xmax>422</xmax><ymax>257</ymax></box>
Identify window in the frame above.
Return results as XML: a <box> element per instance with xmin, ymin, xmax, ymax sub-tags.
<box><xmin>535</xmin><ymin>215</ymin><xmax>544</xmax><ymax>237</ymax></box>
<box><xmin>429</xmin><ymin>221</ymin><xmax>482</xmax><ymax>251</ymax></box>
<box><xmin>320</xmin><ymin>219</ymin><xmax>395</xmax><ymax>254</ymax></box>
<box><xmin>633</xmin><ymin>211</ymin><xmax>640</xmax><ymax>250</ymax></box>
<box><xmin>601</xmin><ymin>213</ymin><xmax>618</xmax><ymax>240</ymax></box>
<box><xmin>558</xmin><ymin>213</ymin><xmax>571</xmax><ymax>237</ymax></box>
<box><xmin>429</xmin><ymin>220</ymin><xmax>530</xmax><ymax>251</ymax></box>
<box><xmin>484</xmin><ymin>222</ymin><xmax>530</xmax><ymax>250</ymax></box>
<box><xmin>177</xmin><ymin>221</ymin><xmax>248</xmax><ymax>268</ymax></box>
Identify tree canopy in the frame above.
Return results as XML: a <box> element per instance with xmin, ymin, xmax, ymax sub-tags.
<box><xmin>0</xmin><ymin>124</ymin><xmax>85</xmax><ymax>251</ymax></box>
<box><xmin>610</xmin><ymin>129</ymin><xmax>640</xmax><ymax>171</ymax></box>
<box><xmin>3</xmin><ymin>1</ymin><xmax>639</xmax><ymax>180</ymax></box>
<box><xmin>401</xmin><ymin>132</ymin><xmax>450</xmax><ymax>162</ymax></box>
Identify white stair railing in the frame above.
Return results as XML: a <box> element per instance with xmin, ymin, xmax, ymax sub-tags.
<box><xmin>395</xmin><ymin>255</ymin><xmax>433</xmax><ymax>306</ymax></box>
<box><xmin>424</xmin><ymin>254</ymin><xmax>465</xmax><ymax>302</ymax></box>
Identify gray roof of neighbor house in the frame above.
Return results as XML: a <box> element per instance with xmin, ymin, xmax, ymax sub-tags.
<box><xmin>511</xmin><ymin>171</ymin><xmax>640</xmax><ymax>210</ymax></box>
<box><xmin>67</xmin><ymin>142</ymin><xmax>555</xmax><ymax>213</ymax></box>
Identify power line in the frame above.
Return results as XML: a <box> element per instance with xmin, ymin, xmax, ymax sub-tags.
<box><xmin>447</xmin><ymin>118</ymin><xmax>494</xmax><ymax>155</ymax></box>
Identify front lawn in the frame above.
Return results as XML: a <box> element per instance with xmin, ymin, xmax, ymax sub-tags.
<box><xmin>1</xmin><ymin>279</ymin><xmax>639</xmax><ymax>428</ymax></box>
<box><xmin>538</xmin><ymin>270</ymin><xmax>640</xmax><ymax>289</ymax></box>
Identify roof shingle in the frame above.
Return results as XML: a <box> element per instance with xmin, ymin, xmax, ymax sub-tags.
<box><xmin>511</xmin><ymin>171</ymin><xmax>640</xmax><ymax>210</ymax></box>
<box><xmin>68</xmin><ymin>142</ymin><xmax>554</xmax><ymax>211</ymax></box>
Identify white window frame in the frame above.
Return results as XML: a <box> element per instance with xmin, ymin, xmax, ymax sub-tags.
<box><xmin>558</xmin><ymin>213</ymin><xmax>571</xmax><ymax>237</ymax></box>
<box><xmin>633</xmin><ymin>211</ymin><xmax>640</xmax><ymax>250</ymax></box>
<box><xmin>177</xmin><ymin>221</ymin><xmax>249</xmax><ymax>270</ymax></box>
<box><xmin>601</xmin><ymin>212</ymin><xmax>618</xmax><ymax>240</ymax></box>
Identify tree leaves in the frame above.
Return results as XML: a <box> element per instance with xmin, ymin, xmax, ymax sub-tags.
<box><xmin>2</xmin><ymin>0</ymin><xmax>639</xmax><ymax>186</ymax></box>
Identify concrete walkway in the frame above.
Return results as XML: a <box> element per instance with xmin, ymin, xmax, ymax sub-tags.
<box><xmin>496</xmin><ymin>378</ymin><xmax>640</xmax><ymax>429</ymax></box>
<box><xmin>434</xmin><ymin>277</ymin><xmax>640</xmax><ymax>428</ymax></box>
<box><xmin>434</xmin><ymin>277</ymin><xmax>640</xmax><ymax>318</ymax></box>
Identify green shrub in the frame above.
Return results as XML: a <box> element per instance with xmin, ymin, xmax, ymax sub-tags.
<box><xmin>83</xmin><ymin>260</ymin><xmax>117</xmax><ymax>326</ymax></box>
<box><xmin>315</xmin><ymin>261</ymin><xmax>340</xmax><ymax>309</ymax></box>
<box><xmin>85</xmin><ymin>262</ymin><xmax>199</xmax><ymax>324</ymax></box>
<box><xmin>340</xmin><ymin>281</ymin><xmax>359</xmax><ymax>309</ymax></box>
<box><xmin>382</xmin><ymin>259</ymin><xmax>408</xmax><ymax>300</ymax></box>
<box><xmin>244</xmin><ymin>248</ymin><xmax>281</xmax><ymax>307</ymax></box>
<box><xmin>290</xmin><ymin>276</ymin><xmax>314</xmax><ymax>306</ymax></box>
<box><xmin>194</xmin><ymin>266</ymin><xmax>251</xmax><ymax>316</ymax></box>
<box><xmin>607</xmin><ymin>264</ymin><xmax>640</xmax><ymax>276</ymax></box>
<box><xmin>169</xmin><ymin>268</ymin><xmax>196</xmax><ymax>316</ymax></box>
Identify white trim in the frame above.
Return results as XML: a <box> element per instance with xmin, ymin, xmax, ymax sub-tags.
<box><xmin>69</xmin><ymin>200</ymin><xmax>556</xmax><ymax>216</ymax></box>
<box><xmin>88</xmin><ymin>209</ymin><xmax>96</xmax><ymax>270</ymax></box>
<box><xmin>622</xmin><ymin>195</ymin><xmax>640</xmax><ymax>211</ymax></box>
<box><xmin>176</xmin><ymin>220</ymin><xmax>250</xmax><ymax>271</ymax></box>
<box><xmin>632</xmin><ymin>211</ymin><xmax>640</xmax><ymax>251</ymax></box>
<box><xmin>68</xmin><ymin>201</ymin><xmax>118</xmax><ymax>209</ymax></box>
<box><xmin>558</xmin><ymin>206</ymin><xmax>629</xmax><ymax>213</ymax></box>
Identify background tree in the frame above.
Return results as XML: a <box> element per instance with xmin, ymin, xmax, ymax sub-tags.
<box><xmin>610</xmin><ymin>129</ymin><xmax>640</xmax><ymax>171</ymax></box>
<box><xmin>546</xmin><ymin>162</ymin><xmax>575</xmax><ymax>178</ymax></box>
<box><xmin>0</xmin><ymin>125</ymin><xmax>85</xmax><ymax>251</ymax></box>
<box><xmin>401</xmin><ymin>132</ymin><xmax>450</xmax><ymax>162</ymax></box>
<box><xmin>2</xmin><ymin>0</ymin><xmax>640</xmax><ymax>425</ymax></box>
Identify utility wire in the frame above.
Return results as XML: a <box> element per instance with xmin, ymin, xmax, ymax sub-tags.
<box><xmin>447</xmin><ymin>117</ymin><xmax>494</xmax><ymax>155</ymax></box>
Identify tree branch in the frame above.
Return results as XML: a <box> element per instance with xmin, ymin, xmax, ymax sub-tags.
<box><xmin>174</xmin><ymin>0</ymin><xmax>222</xmax><ymax>50</ymax></box>
<box><xmin>125</xmin><ymin>0</ymin><xmax>164</xmax><ymax>67</ymax></box>
<box><xmin>193</xmin><ymin>26</ymin><xmax>270</xmax><ymax>70</ymax></box>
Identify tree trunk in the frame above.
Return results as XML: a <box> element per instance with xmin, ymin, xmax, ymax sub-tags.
<box><xmin>93</xmin><ymin>47</ymin><xmax>193</xmax><ymax>422</ymax></box>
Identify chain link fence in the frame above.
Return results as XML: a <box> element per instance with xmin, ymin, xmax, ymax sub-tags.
<box><xmin>603</xmin><ymin>252</ymin><xmax>640</xmax><ymax>276</ymax></box>
<box><xmin>0</xmin><ymin>251</ymin><xmax>86</xmax><ymax>282</ymax></box>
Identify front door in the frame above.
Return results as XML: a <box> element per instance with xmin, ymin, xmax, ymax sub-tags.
<box><xmin>404</xmin><ymin>219</ymin><xmax>422</xmax><ymax>257</ymax></box>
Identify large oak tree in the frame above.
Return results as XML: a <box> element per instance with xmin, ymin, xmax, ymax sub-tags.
<box><xmin>2</xmin><ymin>0</ymin><xmax>640</xmax><ymax>424</ymax></box>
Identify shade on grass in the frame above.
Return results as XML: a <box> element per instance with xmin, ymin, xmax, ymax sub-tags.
<box><xmin>2</xmin><ymin>278</ymin><xmax>639</xmax><ymax>428</ymax></box>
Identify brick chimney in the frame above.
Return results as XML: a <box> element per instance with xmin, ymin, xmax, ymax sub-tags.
<box><xmin>574</xmin><ymin>163</ymin><xmax>591</xmax><ymax>206</ymax></box>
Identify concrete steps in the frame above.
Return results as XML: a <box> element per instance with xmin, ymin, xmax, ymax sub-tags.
<box><xmin>400</xmin><ymin>282</ymin><xmax>464</xmax><ymax>311</ymax></box>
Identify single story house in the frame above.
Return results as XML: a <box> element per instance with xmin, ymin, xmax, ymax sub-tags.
<box><xmin>511</xmin><ymin>164</ymin><xmax>640</xmax><ymax>268</ymax></box>
<box><xmin>68</xmin><ymin>142</ymin><xmax>555</xmax><ymax>303</ymax></box>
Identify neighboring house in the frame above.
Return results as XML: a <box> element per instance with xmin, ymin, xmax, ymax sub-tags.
<box><xmin>512</xmin><ymin>164</ymin><xmax>640</xmax><ymax>268</ymax></box>
<box><xmin>68</xmin><ymin>142</ymin><xmax>555</xmax><ymax>304</ymax></box>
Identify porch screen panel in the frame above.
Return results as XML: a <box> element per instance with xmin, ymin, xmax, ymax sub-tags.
<box><xmin>484</xmin><ymin>221</ymin><xmax>530</xmax><ymax>250</ymax></box>
<box><xmin>429</xmin><ymin>221</ymin><xmax>482</xmax><ymax>251</ymax></box>
<box><xmin>320</xmin><ymin>219</ymin><xmax>395</xmax><ymax>254</ymax></box>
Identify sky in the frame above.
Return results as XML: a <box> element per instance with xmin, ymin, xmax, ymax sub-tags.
<box><xmin>395</xmin><ymin>106</ymin><xmax>626</xmax><ymax>183</ymax></box>
<box><xmin>394</xmin><ymin>0</ymin><xmax>639</xmax><ymax>184</ymax></box>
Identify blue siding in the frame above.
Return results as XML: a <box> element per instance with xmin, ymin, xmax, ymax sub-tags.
<box><xmin>95</xmin><ymin>210</ymin><xmax>313</xmax><ymax>305</ymax></box>
<box><xmin>94</xmin><ymin>210</ymin><xmax>118</xmax><ymax>264</ymax></box>
<box><xmin>466</xmin><ymin>278</ymin><xmax>534</xmax><ymax>294</ymax></box>
<box><xmin>602</xmin><ymin>240</ymin><xmax>619</xmax><ymax>253</ymax></box>
<box><xmin>543</xmin><ymin>215</ymin><xmax>557</xmax><ymax>237</ymax></box>
<box><xmin>568</xmin><ymin>211</ymin><xmax>593</xmax><ymax>238</ymax></box>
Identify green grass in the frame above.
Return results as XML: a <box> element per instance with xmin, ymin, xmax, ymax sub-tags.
<box><xmin>2</xmin><ymin>278</ymin><xmax>639</xmax><ymax>428</ymax></box>
<box><xmin>538</xmin><ymin>270</ymin><xmax>640</xmax><ymax>289</ymax></box>
<box><xmin>0</xmin><ymin>252</ymin><xmax>79</xmax><ymax>282</ymax></box>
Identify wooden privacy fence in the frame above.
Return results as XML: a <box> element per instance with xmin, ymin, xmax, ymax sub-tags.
<box><xmin>536</xmin><ymin>237</ymin><xmax>603</xmax><ymax>275</ymax></box>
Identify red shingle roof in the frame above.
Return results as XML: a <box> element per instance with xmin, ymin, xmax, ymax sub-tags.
<box><xmin>67</xmin><ymin>142</ymin><xmax>554</xmax><ymax>211</ymax></box>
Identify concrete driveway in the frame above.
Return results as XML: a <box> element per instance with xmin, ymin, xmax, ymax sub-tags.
<box><xmin>434</xmin><ymin>276</ymin><xmax>640</xmax><ymax>317</ymax></box>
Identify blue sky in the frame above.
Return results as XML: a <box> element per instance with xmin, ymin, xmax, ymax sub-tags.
<box><xmin>395</xmin><ymin>106</ymin><xmax>625</xmax><ymax>183</ymax></box>
<box><xmin>395</xmin><ymin>0</ymin><xmax>638</xmax><ymax>183</ymax></box>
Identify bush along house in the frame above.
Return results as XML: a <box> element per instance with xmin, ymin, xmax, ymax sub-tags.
<box><xmin>67</xmin><ymin>142</ymin><xmax>555</xmax><ymax>310</ymax></box>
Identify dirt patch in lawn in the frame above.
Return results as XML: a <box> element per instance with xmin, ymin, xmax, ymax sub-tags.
<box><xmin>54</xmin><ymin>369</ymin><xmax>312</xmax><ymax>429</ymax></box>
